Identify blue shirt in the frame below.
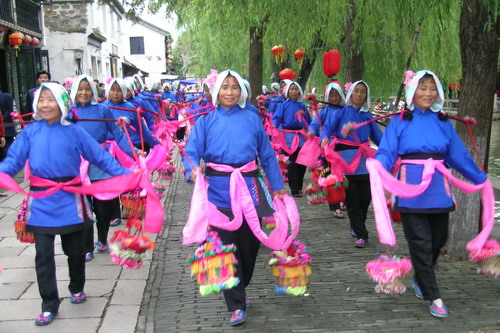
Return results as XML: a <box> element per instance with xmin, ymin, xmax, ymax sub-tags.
<box><xmin>375</xmin><ymin>107</ymin><xmax>487</xmax><ymax>210</ymax></box>
<box><xmin>321</xmin><ymin>105</ymin><xmax>383</xmax><ymax>175</ymax></box>
<box><xmin>309</xmin><ymin>105</ymin><xmax>342</xmax><ymax>137</ymax></box>
<box><xmin>272</xmin><ymin>99</ymin><xmax>312</xmax><ymax>149</ymax></box>
<box><xmin>0</xmin><ymin>120</ymin><xmax>130</xmax><ymax>229</ymax></box>
<box><xmin>183</xmin><ymin>104</ymin><xmax>284</xmax><ymax>208</ymax></box>
<box><xmin>102</xmin><ymin>100</ymin><xmax>159</xmax><ymax>147</ymax></box>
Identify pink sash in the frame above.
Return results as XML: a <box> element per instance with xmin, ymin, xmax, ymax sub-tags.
<box><xmin>325</xmin><ymin>140</ymin><xmax>376</xmax><ymax>176</ymax></box>
<box><xmin>182</xmin><ymin>161</ymin><xmax>300</xmax><ymax>250</ymax></box>
<box><xmin>366</xmin><ymin>157</ymin><xmax>494</xmax><ymax>252</ymax></box>
<box><xmin>296</xmin><ymin>136</ymin><xmax>322</xmax><ymax>168</ymax></box>
<box><xmin>0</xmin><ymin>171</ymin><xmax>164</xmax><ymax>233</ymax></box>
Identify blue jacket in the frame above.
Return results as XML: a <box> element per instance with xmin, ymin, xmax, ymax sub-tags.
<box><xmin>309</xmin><ymin>105</ymin><xmax>342</xmax><ymax>137</ymax></box>
<box><xmin>272</xmin><ymin>99</ymin><xmax>312</xmax><ymax>149</ymax></box>
<box><xmin>183</xmin><ymin>104</ymin><xmax>283</xmax><ymax>209</ymax></box>
<box><xmin>0</xmin><ymin>120</ymin><xmax>130</xmax><ymax>230</ymax></box>
<box><xmin>375</xmin><ymin>107</ymin><xmax>486</xmax><ymax>210</ymax></box>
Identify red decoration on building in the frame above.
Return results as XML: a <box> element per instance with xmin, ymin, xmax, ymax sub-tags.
<box><xmin>323</xmin><ymin>49</ymin><xmax>341</xmax><ymax>77</ymax></box>
<box><xmin>22</xmin><ymin>35</ymin><xmax>32</xmax><ymax>45</ymax></box>
<box><xmin>167</xmin><ymin>59</ymin><xmax>173</xmax><ymax>65</ymax></box>
<box><xmin>279</xmin><ymin>68</ymin><xmax>296</xmax><ymax>81</ymax></box>
<box><xmin>31</xmin><ymin>37</ymin><xmax>40</xmax><ymax>47</ymax></box>
<box><xmin>9</xmin><ymin>32</ymin><xmax>24</xmax><ymax>56</ymax></box>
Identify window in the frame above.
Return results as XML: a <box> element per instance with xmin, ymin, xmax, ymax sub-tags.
<box><xmin>130</xmin><ymin>37</ymin><xmax>145</xmax><ymax>55</ymax></box>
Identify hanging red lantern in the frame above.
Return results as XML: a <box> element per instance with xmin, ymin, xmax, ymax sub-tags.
<box><xmin>9</xmin><ymin>32</ymin><xmax>24</xmax><ymax>57</ymax></box>
<box><xmin>323</xmin><ymin>49</ymin><xmax>341</xmax><ymax>77</ymax></box>
<box><xmin>279</xmin><ymin>68</ymin><xmax>296</xmax><ymax>81</ymax></box>
<box><xmin>167</xmin><ymin>43</ymin><xmax>172</xmax><ymax>48</ymax></box>
<box><xmin>294</xmin><ymin>48</ymin><xmax>305</xmax><ymax>66</ymax></box>
<box><xmin>167</xmin><ymin>50</ymin><xmax>172</xmax><ymax>54</ymax></box>
<box><xmin>22</xmin><ymin>34</ymin><xmax>32</xmax><ymax>45</ymax></box>
<box><xmin>167</xmin><ymin>59</ymin><xmax>173</xmax><ymax>65</ymax></box>
<box><xmin>31</xmin><ymin>37</ymin><xmax>40</xmax><ymax>47</ymax></box>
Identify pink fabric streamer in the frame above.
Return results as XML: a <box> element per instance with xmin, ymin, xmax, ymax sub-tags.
<box><xmin>366</xmin><ymin>157</ymin><xmax>494</xmax><ymax>251</ymax></box>
<box><xmin>0</xmin><ymin>171</ymin><xmax>163</xmax><ymax>233</ymax></box>
<box><xmin>270</xmin><ymin>128</ymin><xmax>307</xmax><ymax>155</ymax></box>
<box><xmin>107</xmin><ymin>141</ymin><xmax>167</xmax><ymax>171</ymax></box>
<box><xmin>324</xmin><ymin>139</ymin><xmax>376</xmax><ymax>176</ymax></box>
<box><xmin>182</xmin><ymin>162</ymin><xmax>300</xmax><ymax>250</ymax></box>
<box><xmin>296</xmin><ymin>137</ymin><xmax>322</xmax><ymax>167</ymax></box>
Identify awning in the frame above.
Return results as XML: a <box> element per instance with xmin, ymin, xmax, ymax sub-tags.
<box><xmin>122</xmin><ymin>59</ymin><xmax>149</xmax><ymax>77</ymax></box>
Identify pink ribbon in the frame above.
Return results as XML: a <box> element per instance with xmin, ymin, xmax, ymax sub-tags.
<box><xmin>182</xmin><ymin>162</ymin><xmax>300</xmax><ymax>250</ymax></box>
<box><xmin>366</xmin><ymin>157</ymin><xmax>494</xmax><ymax>252</ymax></box>
<box><xmin>107</xmin><ymin>141</ymin><xmax>167</xmax><ymax>171</ymax></box>
<box><xmin>324</xmin><ymin>140</ymin><xmax>376</xmax><ymax>176</ymax></box>
<box><xmin>271</xmin><ymin>128</ymin><xmax>307</xmax><ymax>155</ymax></box>
<box><xmin>0</xmin><ymin>171</ymin><xmax>164</xmax><ymax>233</ymax></box>
<box><xmin>296</xmin><ymin>136</ymin><xmax>322</xmax><ymax>168</ymax></box>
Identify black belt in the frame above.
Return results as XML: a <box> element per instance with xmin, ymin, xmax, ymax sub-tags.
<box><xmin>282</xmin><ymin>127</ymin><xmax>303</xmax><ymax>131</ymax></box>
<box><xmin>400</xmin><ymin>153</ymin><xmax>444</xmax><ymax>160</ymax></box>
<box><xmin>30</xmin><ymin>176</ymin><xmax>80</xmax><ymax>191</ymax></box>
<box><xmin>334</xmin><ymin>141</ymin><xmax>369</xmax><ymax>152</ymax></box>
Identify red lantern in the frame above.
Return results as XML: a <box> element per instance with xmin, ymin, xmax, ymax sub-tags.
<box><xmin>323</xmin><ymin>49</ymin><xmax>341</xmax><ymax>77</ymax></box>
<box><xmin>294</xmin><ymin>48</ymin><xmax>305</xmax><ymax>66</ymax></box>
<box><xmin>279</xmin><ymin>68</ymin><xmax>296</xmax><ymax>81</ymax></box>
<box><xmin>9</xmin><ymin>32</ymin><xmax>24</xmax><ymax>56</ymax></box>
<box><xmin>167</xmin><ymin>50</ymin><xmax>172</xmax><ymax>54</ymax></box>
<box><xmin>31</xmin><ymin>37</ymin><xmax>40</xmax><ymax>47</ymax></box>
<box><xmin>325</xmin><ymin>185</ymin><xmax>345</xmax><ymax>204</ymax></box>
<box><xmin>167</xmin><ymin>59</ymin><xmax>173</xmax><ymax>65</ymax></box>
<box><xmin>22</xmin><ymin>35</ymin><xmax>32</xmax><ymax>45</ymax></box>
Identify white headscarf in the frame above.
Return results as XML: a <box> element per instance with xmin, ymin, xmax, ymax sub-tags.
<box><xmin>33</xmin><ymin>82</ymin><xmax>72</xmax><ymax>126</ymax></box>
<box><xmin>270</xmin><ymin>82</ymin><xmax>280</xmax><ymax>92</ymax></box>
<box><xmin>262</xmin><ymin>85</ymin><xmax>269</xmax><ymax>94</ymax></box>
<box><xmin>70</xmin><ymin>75</ymin><xmax>98</xmax><ymax>105</ymax></box>
<box><xmin>324</xmin><ymin>81</ymin><xmax>346</xmax><ymax>106</ymax></box>
<box><xmin>345</xmin><ymin>80</ymin><xmax>371</xmax><ymax>112</ymax></box>
<box><xmin>283</xmin><ymin>81</ymin><xmax>304</xmax><ymax>102</ymax></box>
<box><xmin>405</xmin><ymin>70</ymin><xmax>445</xmax><ymax>112</ymax></box>
<box><xmin>211</xmin><ymin>70</ymin><xmax>247</xmax><ymax>108</ymax></box>
<box><xmin>133</xmin><ymin>74</ymin><xmax>144</xmax><ymax>91</ymax></box>
<box><xmin>106</xmin><ymin>78</ymin><xmax>128</xmax><ymax>102</ymax></box>
<box><xmin>242</xmin><ymin>79</ymin><xmax>252</xmax><ymax>101</ymax></box>
<box><xmin>124</xmin><ymin>77</ymin><xmax>136</xmax><ymax>98</ymax></box>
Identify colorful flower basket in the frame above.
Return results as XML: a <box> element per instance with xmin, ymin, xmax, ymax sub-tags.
<box><xmin>386</xmin><ymin>198</ymin><xmax>402</xmax><ymax>222</ymax></box>
<box><xmin>269</xmin><ymin>241</ymin><xmax>312</xmax><ymax>296</ymax></box>
<box><xmin>304</xmin><ymin>182</ymin><xmax>328</xmax><ymax>205</ymax></box>
<box><xmin>365</xmin><ymin>255</ymin><xmax>412</xmax><ymax>294</ymax></box>
<box><xmin>156</xmin><ymin>162</ymin><xmax>176</xmax><ymax>180</ymax></box>
<box><xmin>109</xmin><ymin>218</ymin><xmax>155</xmax><ymax>269</ymax></box>
<box><xmin>152</xmin><ymin>182</ymin><xmax>167</xmax><ymax>199</ymax></box>
<box><xmin>277</xmin><ymin>154</ymin><xmax>289</xmax><ymax>177</ymax></box>
<box><xmin>120</xmin><ymin>188</ymin><xmax>146</xmax><ymax>220</ymax></box>
<box><xmin>469</xmin><ymin>239</ymin><xmax>500</xmax><ymax>277</ymax></box>
<box><xmin>14</xmin><ymin>199</ymin><xmax>35</xmax><ymax>243</ymax></box>
<box><xmin>186</xmin><ymin>229</ymin><xmax>240</xmax><ymax>296</ymax></box>
<box><xmin>318</xmin><ymin>174</ymin><xmax>348</xmax><ymax>205</ymax></box>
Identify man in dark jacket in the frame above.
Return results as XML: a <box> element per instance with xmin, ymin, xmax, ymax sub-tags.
<box><xmin>0</xmin><ymin>89</ymin><xmax>13</xmax><ymax>161</ymax></box>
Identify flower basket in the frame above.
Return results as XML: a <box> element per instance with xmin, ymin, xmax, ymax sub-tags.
<box><xmin>156</xmin><ymin>162</ymin><xmax>176</xmax><ymax>180</ymax></box>
<box><xmin>269</xmin><ymin>241</ymin><xmax>312</xmax><ymax>296</ymax></box>
<box><xmin>469</xmin><ymin>239</ymin><xmax>500</xmax><ymax>277</ymax></box>
<box><xmin>120</xmin><ymin>188</ymin><xmax>146</xmax><ymax>219</ymax></box>
<box><xmin>304</xmin><ymin>182</ymin><xmax>328</xmax><ymax>205</ymax></box>
<box><xmin>14</xmin><ymin>199</ymin><xmax>35</xmax><ymax>243</ymax></box>
<box><xmin>318</xmin><ymin>173</ymin><xmax>348</xmax><ymax>204</ymax></box>
<box><xmin>277</xmin><ymin>154</ymin><xmax>289</xmax><ymax>177</ymax></box>
<box><xmin>387</xmin><ymin>199</ymin><xmax>402</xmax><ymax>222</ymax></box>
<box><xmin>152</xmin><ymin>182</ymin><xmax>166</xmax><ymax>199</ymax></box>
<box><xmin>365</xmin><ymin>255</ymin><xmax>412</xmax><ymax>294</ymax></box>
<box><xmin>263</xmin><ymin>215</ymin><xmax>276</xmax><ymax>229</ymax></box>
<box><xmin>186</xmin><ymin>230</ymin><xmax>239</xmax><ymax>296</ymax></box>
<box><xmin>109</xmin><ymin>218</ymin><xmax>155</xmax><ymax>269</ymax></box>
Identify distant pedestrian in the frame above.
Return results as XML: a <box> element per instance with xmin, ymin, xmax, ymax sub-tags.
<box><xmin>23</xmin><ymin>70</ymin><xmax>51</xmax><ymax>120</ymax></box>
<box><xmin>0</xmin><ymin>88</ymin><xmax>13</xmax><ymax>160</ymax></box>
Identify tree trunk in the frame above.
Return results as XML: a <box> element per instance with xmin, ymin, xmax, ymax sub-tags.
<box><xmin>344</xmin><ymin>0</ymin><xmax>364</xmax><ymax>83</ymax></box>
<box><xmin>446</xmin><ymin>0</ymin><xmax>499</xmax><ymax>260</ymax></box>
<box><xmin>297</xmin><ymin>30</ymin><xmax>326</xmax><ymax>89</ymax></box>
<box><xmin>248</xmin><ymin>25</ymin><xmax>264</xmax><ymax>106</ymax></box>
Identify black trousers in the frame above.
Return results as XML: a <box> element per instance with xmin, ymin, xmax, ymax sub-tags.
<box><xmin>34</xmin><ymin>230</ymin><xmax>86</xmax><ymax>313</ymax></box>
<box><xmin>284</xmin><ymin>148</ymin><xmax>307</xmax><ymax>195</ymax></box>
<box><xmin>344</xmin><ymin>176</ymin><xmax>372</xmax><ymax>239</ymax></box>
<box><xmin>85</xmin><ymin>197</ymin><xmax>120</xmax><ymax>252</ymax></box>
<box><xmin>401</xmin><ymin>212</ymin><xmax>449</xmax><ymax>301</ymax></box>
<box><xmin>212</xmin><ymin>219</ymin><xmax>261</xmax><ymax>312</ymax></box>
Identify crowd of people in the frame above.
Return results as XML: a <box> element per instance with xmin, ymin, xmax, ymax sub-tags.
<box><xmin>0</xmin><ymin>66</ymin><xmax>491</xmax><ymax>327</ymax></box>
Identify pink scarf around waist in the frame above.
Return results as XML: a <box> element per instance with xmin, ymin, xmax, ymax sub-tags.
<box><xmin>366</xmin><ymin>157</ymin><xmax>494</xmax><ymax>252</ymax></box>
<box><xmin>182</xmin><ymin>161</ymin><xmax>300</xmax><ymax>250</ymax></box>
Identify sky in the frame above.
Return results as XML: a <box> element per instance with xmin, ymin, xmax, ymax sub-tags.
<box><xmin>140</xmin><ymin>3</ymin><xmax>180</xmax><ymax>44</ymax></box>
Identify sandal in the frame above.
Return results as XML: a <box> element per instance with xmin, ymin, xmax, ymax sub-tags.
<box><xmin>429</xmin><ymin>300</ymin><xmax>448</xmax><ymax>318</ymax></box>
<box><xmin>332</xmin><ymin>210</ymin><xmax>343</xmax><ymax>219</ymax></box>
<box><xmin>35</xmin><ymin>312</ymin><xmax>56</xmax><ymax>326</ymax></box>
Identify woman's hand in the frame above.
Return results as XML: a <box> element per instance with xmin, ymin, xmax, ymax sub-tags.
<box><xmin>190</xmin><ymin>167</ymin><xmax>202</xmax><ymax>183</ymax></box>
<box><xmin>321</xmin><ymin>138</ymin><xmax>329</xmax><ymax>148</ymax></box>
<box><xmin>307</xmin><ymin>131</ymin><xmax>315</xmax><ymax>139</ymax></box>
<box><xmin>137</xmin><ymin>150</ymin><xmax>147</xmax><ymax>157</ymax></box>
<box><xmin>272</xmin><ymin>189</ymin><xmax>286</xmax><ymax>200</ymax></box>
<box><xmin>0</xmin><ymin>137</ymin><xmax>5</xmax><ymax>148</ymax></box>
